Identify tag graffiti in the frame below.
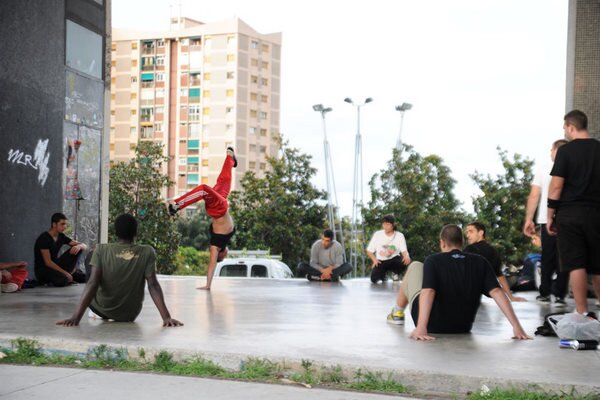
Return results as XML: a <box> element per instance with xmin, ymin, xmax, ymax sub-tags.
<box><xmin>7</xmin><ymin>139</ymin><xmax>51</xmax><ymax>186</ymax></box>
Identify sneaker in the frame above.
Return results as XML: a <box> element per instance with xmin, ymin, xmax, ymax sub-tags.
<box><xmin>387</xmin><ymin>309</ymin><xmax>405</xmax><ymax>325</ymax></box>
<box><xmin>586</xmin><ymin>311</ymin><xmax>598</xmax><ymax>320</ymax></box>
<box><xmin>554</xmin><ymin>298</ymin><xmax>567</xmax><ymax>308</ymax></box>
<box><xmin>168</xmin><ymin>203</ymin><xmax>179</xmax><ymax>216</ymax></box>
<box><xmin>536</xmin><ymin>295</ymin><xmax>551</xmax><ymax>304</ymax></box>
<box><xmin>306</xmin><ymin>274</ymin><xmax>321</xmax><ymax>282</ymax></box>
<box><xmin>392</xmin><ymin>273</ymin><xmax>400</xmax><ymax>282</ymax></box>
<box><xmin>1</xmin><ymin>283</ymin><xmax>18</xmax><ymax>293</ymax></box>
<box><xmin>226</xmin><ymin>147</ymin><xmax>238</xmax><ymax>168</ymax></box>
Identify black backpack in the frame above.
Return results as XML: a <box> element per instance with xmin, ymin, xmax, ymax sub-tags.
<box><xmin>534</xmin><ymin>312</ymin><xmax>569</xmax><ymax>337</ymax></box>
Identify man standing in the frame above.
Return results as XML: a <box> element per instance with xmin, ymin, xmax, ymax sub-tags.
<box><xmin>297</xmin><ymin>229</ymin><xmax>352</xmax><ymax>281</ymax></box>
<box><xmin>34</xmin><ymin>213</ymin><xmax>87</xmax><ymax>287</ymax></box>
<box><xmin>56</xmin><ymin>214</ymin><xmax>182</xmax><ymax>327</ymax></box>
<box><xmin>169</xmin><ymin>148</ymin><xmax>236</xmax><ymax>290</ymax></box>
<box><xmin>523</xmin><ymin>139</ymin><xmax>569</xmax><ymax>306</ymax></box>
<box><xmin>464</xmin><ymin>222</ymin><xmax>526</xmax><ymax>302</ymax></box>
<box><xmin>389</xmin><ymin>224</ymin><xmax>530</xmax><ymax>341</ymax></box>
<box><xmin>548</xmin><ymin>110</ymin><xmax>600</xmax><ymax>315</ymax></box>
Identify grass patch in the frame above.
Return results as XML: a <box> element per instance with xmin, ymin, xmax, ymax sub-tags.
<box><xmin>170</xmin><ymin>356</ymin><xmax>226</xmax><ymax>377</ymax></box>
<box><xmin>346</xmin><ymin>369</ymin><xmax>408</xmax><ymax>394</ymax></box>
<box><xmin>229</xmin><ymin>358</ymin><xmax>279</xmax><ymax>381</ymax></box>
<box><xmin>289</xmin><ymin>359</ymin><xmax>319</xmax><ymax>386</ymax></box>
<box><xmin>468</xmin><ymin>389</ymin><xmax>600</xmax><ymax>400</ymax></box>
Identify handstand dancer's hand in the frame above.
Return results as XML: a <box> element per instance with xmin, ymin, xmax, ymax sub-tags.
<box><xmin>163</xmin><ymin>318</ymin><xmax>184</xmax><ymax>327</ymax></box>
<box><xmin>409</xmin><ymin>328</ymin><xmax>435</xmax><ymax>341</ymax></box>
<box><xmin>56</xmin><ymin>318</ymin><xmax>80</xmax><ymax>327</ymax></box>
<box><xmin>512</xmin><ymin>327</ymin><xmax>533</xmax><ymax>340</ymax></box>
<box><xmin>197</xmin><ymin>285</ymin><xmax>211</xmax><ymax>290</ymax></box>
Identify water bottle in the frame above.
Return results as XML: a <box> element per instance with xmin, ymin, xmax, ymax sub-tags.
<box><xmin>559</xmin><ymin>339</ymin><xmax>598</xmax><ymax>350</ymax></box>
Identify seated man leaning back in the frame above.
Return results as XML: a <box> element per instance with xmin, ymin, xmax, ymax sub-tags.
<box><xmin>297</xmin><ymin>229</ymin><xmax>352</xmax><ymax>281</ymax></box>
<box><xmin>388</xmin><ymin>224</ymin><xmax>531</xmax><ymax>341</ymax></box>
<box><xmin>56</xmin><ymin>214</ymin><xmax>182</xmax><ymax>327</ymax></box>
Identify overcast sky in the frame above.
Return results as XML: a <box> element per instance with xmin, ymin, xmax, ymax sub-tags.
<box><xmin>113</xmin><ymin>0</ymin><xmax>569</xmax><ymax>216</ymax></box>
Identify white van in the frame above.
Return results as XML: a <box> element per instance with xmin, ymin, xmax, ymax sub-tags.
<box><xmin>215</xmin><ymin>258</ymin><xmax>294</xmax><ymax>279</ymax></box>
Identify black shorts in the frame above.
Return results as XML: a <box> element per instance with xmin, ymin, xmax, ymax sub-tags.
<box><xmin>556</xmin><ymin>206</ymin><xmax>600</xmax><ymax>274</ymax></box>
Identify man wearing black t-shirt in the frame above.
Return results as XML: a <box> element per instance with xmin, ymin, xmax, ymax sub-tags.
<box><xmin>34</xmin><ymin>213</ymin><xmax>88</xmax><ymax>287</ymax></box>
<box><xmin>464</xmin><ymin>222</ymin><xmax>526</xmax><ymax>302</ymax></box>
<box><xmin>547</xmin><ymin>110</ymin><xmax>600</xmax><ymax>315</ymax></box>
<box><xmin>393</xmin><ymin>224</ymin><xmax>530</xmax><ymax>341</ymax></box>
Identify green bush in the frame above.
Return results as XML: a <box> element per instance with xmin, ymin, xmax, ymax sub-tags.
<box><xmin>174</xmin><ymin>247</ymin><xmax>210</xmax><ymax>276</ymax></box>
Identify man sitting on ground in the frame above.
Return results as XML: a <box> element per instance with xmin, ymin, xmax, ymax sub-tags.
<box><xmin>387</xmin><ymin>224</ymin><xmax>531</xmax><ymax>341</ymax></box>
<box><xmin>297</xmin><ymin>229</ymin><xmax>352</xmax><ymax>281</ymax></box>
<box><xmin>464</xmin><ymin>222</ymin><xmax>527</xmax><ymax>302</ymax></box>
<box><xmin>34</xmin><ymin>213</ymin><xmax>87</xmax><ymax>287</ymax></box>
<box><xmin>1</xmin><ymin>260</ymin><xmax>28</xmax><ymax>293</ymax></box>
<box><xmin>56</xmin><ymin>214</ymin><xmax>182</xmax><ymax>327</ymax></box>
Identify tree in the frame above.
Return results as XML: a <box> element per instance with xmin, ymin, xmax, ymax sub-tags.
<box><xmin>109</xmin><ymin>141</ymin><xmax>180</xmax><ymax>274</ymax></box>
<box><xmin>363</xmin><ymin>144</ymin><xmax>469</xmax><ymax>266</ymax></box>
<box><xmin>470</xmin><ymin>147</ymin><xmax>534</xmax><ymax>265</ymax></box>
<box><xmin>229</xmin><ymin>141</ymin><xmax>327</xmax><ymax>270</ymax></box>
<box><xmin>177</xmin><ymin>212</ymin><xmax>211</xmax><ymax>250</ymax></box>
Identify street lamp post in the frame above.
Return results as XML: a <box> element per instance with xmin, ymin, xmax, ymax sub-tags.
<box><xmin>344</xmin><ymin>97</ymin><xmax>372</xmax><ymax>277</ymax></box>
<box><xmin>395</xmin><ymin>102</ymin><xmax>413</xmax><ymax>150</ymax></box>
<box><xmin>313</xmin><ymin>104</ymin><xmax>345</xmax><ymax>251</ymax></box>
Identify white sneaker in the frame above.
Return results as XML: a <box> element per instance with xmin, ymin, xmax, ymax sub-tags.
<box><xmin>392</xmin><ymin>273</ymin><xmax>400</xmax><ymax>282</ymax></box>
<box><xmin>1</xmin><ymin>283</ymin><xmax>18</xmax><ymax>293</ymax></box>
<box><xmin>88</xmin><ymin>309</ymin><xmax>102</xmax><ymax>319</ymax></box>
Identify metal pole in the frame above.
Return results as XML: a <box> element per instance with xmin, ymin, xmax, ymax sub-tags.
<box><xmin>322</xmin><ymin>114</ymin><xmax>335</xmax><ymax>234</ymax></box>
<box><xmin>396</xmin><ymin>111</ymin><xmax>405</xmax><ymax>150</ymax></box>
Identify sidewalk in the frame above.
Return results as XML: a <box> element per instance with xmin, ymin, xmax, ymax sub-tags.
<box><xmin>0</xmin><ymin>277</ymin><xmax>598</xmax><ymax>396</ymax></box>
<box><xmin>0</xmin><ymin>364</ymin><xmax>415</xmax><ymax>400</ymax></box>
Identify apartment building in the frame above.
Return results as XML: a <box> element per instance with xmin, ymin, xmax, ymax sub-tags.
<box><xmin>110</xmin><ymin>17</ymin><xmax>281</xmax><ymax>214</ymax></box>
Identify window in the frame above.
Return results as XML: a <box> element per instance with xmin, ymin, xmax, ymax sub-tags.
<box><xmin>179</xmin><ymin>158</ymin><xmax>187</xmax><ymax>165</ymax></box>
<box><xmin>261</xmin><ymin>95</ymin><xmax>268</xmax><ymax>103</ymax></box>
<box><xmin>259</xmin><ymin>111</ymin><xmax>267</xmax><ymax>120</ymax></box>
<box><xmin>202</xmin><ymin>159</ymin><xmax>209</xmax><ymax>166</ymax></box>
<box><xmin>111</xmin><ymin>110</ymin><xmax>116</xmax><ymax>116</ymax></box>
<box><xmin>203</xmin><ymin>90</ymin><xmax>210</xmax><ymax>98</ymax></box>
<box><xmin>227</xmin><ymin>71</ymin><xmax>234</xmax><ymax>79</ymax></box>
<box><xmin>155</xmin><ymin>122</ymin><xmax>163</xmax><ymax>132</ymax></box>
<box><xmin>203</xmin><ymin>107</ymin><xmax>210</xmax><ymax>115</ymax></box>
<box><xmin>181</xmin><ymin>38</ymin><xmax>189</xmax><ymax>45</ymax></box>
<box><xmin>204</xmin><ymin>72</ymin><xmax>211</xmax><ymax>80</ymax></box>
<box><xmin>202</xmin><ymin>141</ymin><xmax>209</xmax><ymax>148</ymax></box>
<box><xmin>156</xmin><ymin>40</ymin><xmax>165</xmax><ymax>47</ymax></box>
<box><xmin>131</xmin><ymin>109</ymin><xmax>137</xmax><ymax>115</ymax></box>
<box><xmin>226</xmin><ymin>124</ymin><xmax>233</xmax><ymax>132</ymax></box>
<box><xmin>140</xmin><ymin>126</ymin><xmax>154</xmax><ymax>138</ymax></box>
<box><xmin>251</xmin><ymin>75</ymin><xmax>258</xmax><ymax>84</ymax></box>
<box><xmin>251</xmin><ymin>40</ymin><xmax>258</xmax><ymax>49</ymax></box>
<box><xmin>111</xmin><ymin>93</ymin><xmax>116</xmax><ymax>100</ymax></box>
<box><xmin>189</xmin><ymin>105</ymin><xmax>201</xmax><ymax>121</ymax></box>
<box><xmin>132</xmin><ymin>59</ymin><xmax>138</xmax><ymax>67</ymax></box>
<box><xmin>260</xmin><ymin>145</ymin><xmax>266</xmax><ymax>153</ymax></box>
<box><xmin>249</xmin><ymin>161</ymin><xmax>256</xmax><ymax>169</ymax></box>
<box><xmin>261</xmin><ymin>61</ymin><xmax>268</xmax><ymax>69</ymax></box>
<box><xmin>180</xmin><ymin>88</ymin><xmax>187</xmax><ymax>97</ymax></box>
<box><xmin>227</xmin><ymin>36</ymin><xmax>235</xmax><ymax>44</ymax></box>
<box><xmin>155</xmin><ymin>106</ymin><xmax>164</xmax><ymax>114</ymax></box>
<box><xmin>250</xmin><ymin>92</ymin><xmax>257</xmax><ymax>101</ymax></box>
<box><xmin>226</xmin><ymin>89</ymin><xmax>234</xmax><ymax>97</ymax></box>
<box><xmin>131</xmin><ymin>76</ymin><xmax>138</xmax><ymax>83</ymax></box>
<box><xmin>111</xmin><ymin>60</ymin><xmax>116</xmax><ymax>67</ymax></box>
<box><xmin>156</xmin><ymin>73</ymin><xmax>164</xmax><ymax>81</ymax></box>
<box><xmin>189</xmin><ymin>124</ymin><xmax>201</xmax><ymax>138</ymax></box>
<box><xmin>66</xmin><ymin>20</ymin><xmax>103</xmax><ymax>79</ymax></box>
<box><xmin>250</xmin><ymin>110</ymin><xmax>257</xmax><ymax>118</ymax></box>
<box><xmin>130</xmin><ymin>127</ymin><xmax>136</xmax><ymax>135</ymax></box>
<box><xmin>219</xmin><ymin>264</ymin><xmax>247</xmax><ymax>277</ymax></box>
<box><xmin>190</xmin><ymin>38</ymin><xmax>201</xmax><ymax>46</ymax></box>
<box><xmin>249</xmin><ymin>144</ymin><xmax>257</xmax><ymax>152</ymax></box>
<box><xmin>251</xmin><ymin>58</ymin><xmax>258</xmax><ymax>67</ymax></box>
<box><xmin>260</xmin><ymin>78</ymin><xmax>268</xmax><ymax>86</ymax></box>
<box><xmin>260</xmin><ymin>128</ymin><xmax>267</xmax><ymax>136</ymax></box>
<box><xmin>227</xmin><ymin>54</ymin><xmax>235</xmax><ymax>62</ymax></box>
<box><xmin>249</xmin><ymin>127</ymin><xmax>257</xmax><ymax>134</ymax></box>
<box><xmin>226</xmin><ymin>106</ymin><xmax>233</xmax><ymax>114</ymax></box>
<box><xmin>111</xmin><ymin>43</ymin><xmax>116</xmax><ymax>51</ymax></box>
<box><xmin>132</xmin><ymin>42</ymin><xmax>138</xmax><ymax>50</ymax></box>
<box><xmin>262</xmin><ymin>44</ymin><xmax>269</xmax><ymax>52</ymax></box>
<box><xmin>130</xmin><ymin>93</ymin><xmax>137</xmax><ymax>100</ymax></box>
<box><xmin>156</xmin><ymin>56</ymin><xmax>165</xmax><ymax>66</ymax></box>
<box><xmin>156</xmin><ymin>88</ymin><xmax>165</xmax><ymax>98</ymax></box>
<box><xmin>260</xmin><ymin>163</ymin><xmax>266</xmax><ymax>170</ymax></box>
<box><xmin>251</xmin><ymin>265</ymin><xmax>268</xmax><ymax>278</ymax></box>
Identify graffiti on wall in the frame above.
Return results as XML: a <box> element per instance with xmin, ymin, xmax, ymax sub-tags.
<box><xmin>7</xmin><ymin>139</ymin><xmax>51</xmax><ymax>186</ymax></box>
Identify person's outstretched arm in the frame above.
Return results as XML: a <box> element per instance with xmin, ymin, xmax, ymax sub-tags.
<box><xmin>146</xmin><ymin>272</ymin><xmax>183</xmax><ymax>327</ymax></box>
<box><xmin>489</xmin><ymin>287</ymin><xmax>532</xmax><ymax>340</ymax></box>
<box><xmin>409</xmin><ymin>288</ymin><xmax>436</xmax><ymax>341</ymax></box>
<box><xmin>56</xmin><ymin>266</ymin><xmax>102</xmax><ymax>327</ymax></box>
<box><xmin>198</xmin><ymin>245</ymin><xmax>220</xmax><ymax>290</ymax></box>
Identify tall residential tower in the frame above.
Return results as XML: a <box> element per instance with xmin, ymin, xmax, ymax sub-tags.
<box><xmin>111</xmin><ymin>17</ymin><xmax>282</xmax><ymax>214</ymax></box>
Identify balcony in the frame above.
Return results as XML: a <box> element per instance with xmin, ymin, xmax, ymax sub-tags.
<box><xmin>141</xmin><ymin>81</ymin><xmax>155</xmax><ymax>89</ymax></box>
<box><xmin>142</xmin><ymin>47</ymin><xmax>155</xmax><ymax>55</ymax></box>
<box><xmin>189</xmin><ymin>78</ymin><xmax>201</xmax><ymax>86</ymax></box>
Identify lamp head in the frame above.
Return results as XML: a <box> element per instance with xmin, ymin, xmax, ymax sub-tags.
<box><xmin>344</xmin><ymin>97</ymin><xmax>353</xmax><ymax>104</ymax></box>
<box><xmin>323</xmin><ymin>107</ymin><xmax>332</xmax><ymax>113</ymax></box>
<box><xmin>313</xmin><ymin>104</ymin><xmax>323</xmax><ymax>112</ymax></box>
<box><xmin>364</xmin><ymin>97</ymin><xmax>373</xmax><ymax>104</ymax></box>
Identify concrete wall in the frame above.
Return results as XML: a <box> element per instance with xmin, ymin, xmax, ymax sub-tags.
<box><xmin>0</xmin><ymin>0</ymin><xmax>108</xmax><ymax>274</ymax></box>
<box><xmin>566</xmin><ymin>0</ymin><xmax>600</xmax><ymax>138</ymax></box>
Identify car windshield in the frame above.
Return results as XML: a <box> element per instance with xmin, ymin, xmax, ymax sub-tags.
<box><xmin>219</xmin><ymin>264</ymin><xmax>247</xmax><ymax>277</ymax></box>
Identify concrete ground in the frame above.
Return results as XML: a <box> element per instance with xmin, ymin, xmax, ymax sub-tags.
<box><xmin>0</xmin><ymin>364</ymin><xmax>413</xmax><ymax>400</ymax></box>
<box><xmin>0</xmin><ymin>277</ymin><xmax>599</xmax><ymax>396</ymax></box>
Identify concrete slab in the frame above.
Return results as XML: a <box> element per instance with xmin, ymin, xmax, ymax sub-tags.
<box><xmin>0</xmin><ymin>364</ymin><xmax>414</xmax><ymax>400</ymax></box>
<box><xmin>1</xmin><ymin>277</ymin><xmax>599</xmax><ymax>396</ymax></box>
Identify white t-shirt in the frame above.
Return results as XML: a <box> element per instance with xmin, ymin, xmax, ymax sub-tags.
<box><xmin>367</xmin><ymin>230</ymin><xmax>408</xmax><ymax>261</ymax></box>
<box><xmin>532</xmin><ymin>161</ymin><xmax>553</xmax><ymax>224</ymax></box>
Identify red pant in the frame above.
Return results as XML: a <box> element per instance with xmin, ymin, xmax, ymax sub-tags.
<box><xmin>1</xmin><ymin>268</ymin><xmax>28</xmax><ymax>289</ymax></box>
<box><xmin>174</xmin><ymin>154</ymin><xmax>234</xmax><ymax>218</ymax></box>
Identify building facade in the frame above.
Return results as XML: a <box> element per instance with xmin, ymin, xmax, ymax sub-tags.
<box><xmin>111</xmin><ymin>17</ymin><xmax>282</xmax><ymax>214</ymax></box>
<box><xmin>0</xmin><ymin>0</ymin><xmax>110</xmax><ymax>271</ymax></box>
<box><xmin>566</xmin><ymin>0</ymin><xmax>600</xmax><ymax>138</ymax></box>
